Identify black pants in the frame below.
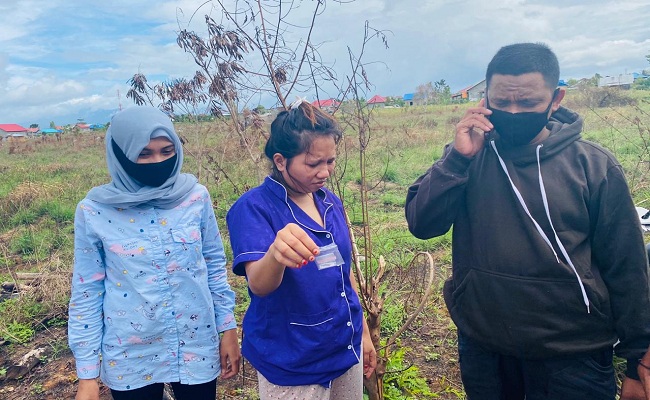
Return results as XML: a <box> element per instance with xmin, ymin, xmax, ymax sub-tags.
<box><xmin>110</xmin><ymin>379</ymin><xmax>217</xmax><ymax>400</ymax></box>
<box><xmin>457</xmin><ymin>332</ymin><xmax>616</xmax><ymax>400</ymax></box>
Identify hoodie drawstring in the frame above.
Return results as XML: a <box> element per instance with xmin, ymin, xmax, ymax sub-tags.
<box><xmin>490</xmin><ymin>141</ymin><xmax>591</xmax><ymax>313</ymax></box>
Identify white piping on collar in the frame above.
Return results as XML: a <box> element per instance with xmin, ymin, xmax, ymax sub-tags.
<box><xmin>489</xmin><ymin>141</ymin><xmax>590</xmax><ymax>313</ymax></box>
<box><xmin>267</xmin><ymin>176</ymin><xmax>334</xmax><ymax>235</ymax></box>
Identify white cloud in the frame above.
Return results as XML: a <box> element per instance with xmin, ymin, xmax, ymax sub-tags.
<box><xmin>1</xmin><ymin>0</ymin><xmax>649</xmax><ymax>127</ymax></box>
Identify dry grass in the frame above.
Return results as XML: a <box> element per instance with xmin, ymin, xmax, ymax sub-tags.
<box><xmin>0</xmin><ymin>182</ymin><xmax>68</xmax><ymax>215</ymax></box>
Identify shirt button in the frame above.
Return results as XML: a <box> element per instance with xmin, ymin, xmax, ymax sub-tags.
<box><xmin>326</xmin><ymin>234</ymin><xmax>331</xmax><ymax>238</ymax></box>
<box><xmin>347</xmin><ymin>321</ymin><xmax>351</xmax><ymax>326</ymax></box>
<box><xmin>340</xmin><ymin>292</ymin><xmax>345</xmax><ymax>297</ymax></box>
<box><xmin>347</xmin><ymin>345</ymin><xmax>352</xmax><ymax>349</ymax></box>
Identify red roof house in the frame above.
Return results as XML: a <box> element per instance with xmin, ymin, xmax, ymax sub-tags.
<box><xmin>367</xmin><ymin>95</ymin><xmax>386</xmax><ymax>109</ymax></box>
<box><xmin>0</xmin><ymin>124</ymin><xmax>29</xmax><ymax>139</ymax></box>
<box><xmin>311</xmin><ymin>98</ymin><xmax>340</xmax><ymax>112</ymax></box>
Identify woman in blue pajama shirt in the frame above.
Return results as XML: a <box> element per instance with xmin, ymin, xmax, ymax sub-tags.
<box><xmin>226</xmin><ymin>100</ymin><xmax>376</xmax><ymax>399</ymax></box>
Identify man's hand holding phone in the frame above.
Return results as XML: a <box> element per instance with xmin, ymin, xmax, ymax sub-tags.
<box><xmin>454</xmin><ymin>99</ymin><xmax>493</xmax><ymax>158</ymax></box>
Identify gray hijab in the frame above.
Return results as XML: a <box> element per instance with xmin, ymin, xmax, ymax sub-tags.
<box><xmin>86</xmin><ymin>106</ymin><xmax>197</xmax><ymax>209</ymax></box>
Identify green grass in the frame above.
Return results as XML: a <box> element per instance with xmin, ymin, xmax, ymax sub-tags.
<box><xmin>0</xmin><ymin>297</ymin><xmax>46</xmax><ymax>343</ymax></box>
<box><xmin>1</xmin><ymin>89</ymin><xmax>649</xmax><ymax>396</ymax></box>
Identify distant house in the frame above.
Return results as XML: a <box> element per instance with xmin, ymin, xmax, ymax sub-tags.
<box><xmin>403</xmin><ymin>93</ymin><xmax>414</xmax><ymax>106</ymax></box>
<box><xmin>7</xmin><ymin>133</ymin><xmax>27</xmax><ymax>142</ymax></box>
<box><xmin>41</xmin><ymin>128</ymin><xmax>62</xmax><ymax>135</ymax></box>
<box><xmin>367</xmin><ymin>95</ymin><xmax>386</xmax><ymax>109</ymax></box>
<box><xmin>567</xmin><ymin>78</ymin><xmax>593</xmax><ymax>90</ymax></box>
<box><xmin>89</xmin><ymin>124</ymin><xmax>106</xmax><ymax>130</ymax></box>
<box><xmin>0</xmin><ymin>123</ymin><xmax>29</xmax><ymax>140</ymax></box>
<box><xmin>452</xmin><ymin>80</ymin><xmax>486</xmax><ymax>102</ymax></box>
<box><xmin>598</xmin><ymin>73</ymin><xmax>634</xmax><ymax>89</ymax></box>
<box><xmin>311</xmin><ymin>98</ymin><xmax>340</xmax><ymax>113</ymax></box>
<box><xmin>75</xmin><ymin>123</ymin><xmax>91</xmax><ymax>131</ymax></box>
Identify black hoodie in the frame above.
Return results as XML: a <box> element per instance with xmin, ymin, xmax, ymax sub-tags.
<box><xmin>406</xmin><ymin>106</ymin><xmax>650</xmax><ymax>376</ymax></box>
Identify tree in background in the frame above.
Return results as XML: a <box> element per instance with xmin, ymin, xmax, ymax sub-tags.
<box><xmin>385</xmin><ymin>96</ymin><xmax>405</xmax><ymax>107</ymax></box>
<box><xmin>127</xmin><ymin>1</ymin><xmax>348</xmax><ymax>182</ymax></box>
<box><xmin>633</xmin><ymin>53</ymin><xmax>650</xmax><ymax>90</ymax></box>
<box><xmin>566</xmin><ymin>78</ymin><xmax>579</xmax><ymax>86</ymax></box>
<box><xmin>633</xmin><ymin>77</ymin><xmax>650</xmax><ymax>90</ymax></box>
<box><xmin>414</xmin><ymin>79</ymin><xmax>451</xmax><ymax>105</ymax></box>
<box><xmin>434</xmin><ymin>79</ymin><xmax>452</xmax><ymax>105</ymax></box>
<box><xmin>413</xmin><ymin>82</ymin><xmax>434</xmax><ymax>105</ymax></box>
<box><xmin>126</xmin><ymin>3</ymin><xmax>435</xmax><ymax>398</ymax></box>
<box><xmin>589</xmin><ymin>73</ymin><xmax>602</xmax><ymax>87</ymax></box>
<box><xmin>328</xmin><ymin>21</ymin><xmax>436</xmax><ymax>400</ymax></box>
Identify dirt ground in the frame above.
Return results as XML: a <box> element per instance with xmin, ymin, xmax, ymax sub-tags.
<box><xmin>0</xmin><ymin>324</ymin><xmax>257</xmax><ymax>399</ymax></box>
<box><xmin>0</xmin><ymin>311</ymin><xmax>463</xmax><ymax>400</ymax></box>
<box><xmin>0</xmin><ymin>247</ymin><xmax>462</xmax><ymax>399</ymax></box>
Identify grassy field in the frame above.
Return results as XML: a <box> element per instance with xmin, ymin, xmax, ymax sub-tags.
<box><xmin>1</xmin><ymin>87</ymin><xmax>649</xmax><ymax>399</ymax></box>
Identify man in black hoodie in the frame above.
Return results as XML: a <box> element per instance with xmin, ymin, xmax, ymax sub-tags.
<box><xmin>405</xmin><ymin>42</ymin><xmax>650</xmax><ymax>399</ymax></box>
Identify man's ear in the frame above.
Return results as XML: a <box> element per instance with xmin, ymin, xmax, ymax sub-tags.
<box><xmin>273</xmin><ymin>153</ymin><xmax>287</xmax><ymax>172</ymax></box>
<box><xmin>551</xmin><ymin>88</ymin><xmax>566</xmax><ymax>113</ymax></box>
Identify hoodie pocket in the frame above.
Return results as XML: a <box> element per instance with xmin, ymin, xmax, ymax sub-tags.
<box><xmin>450</xmin><ymin>268</ymin><xmax>615</xmax><ymax>358</ymax></box>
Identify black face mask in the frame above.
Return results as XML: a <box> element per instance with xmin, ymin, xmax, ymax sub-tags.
<box><xmin>487</xmin><ymin>89</ymin><xmax>558</xmax><ymax>148</ymax></box>
<box><xmin>111</xmin><ymin>139</ymin><xmax>177</xmax><ymax>187</ymax></box>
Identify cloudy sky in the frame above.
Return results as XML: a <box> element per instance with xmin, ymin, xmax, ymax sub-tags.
<box><xmin>1</xmin><ymin>0</ymin><xmax>649</xmax><ymax>128</ymax></box>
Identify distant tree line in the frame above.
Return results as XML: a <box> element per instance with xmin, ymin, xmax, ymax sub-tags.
<box><xmin>414</xmin><ymin>79</ymin><xmax>452</xmax><ymax>105</ymax></box>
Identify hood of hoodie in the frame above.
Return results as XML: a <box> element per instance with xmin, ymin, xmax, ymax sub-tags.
<box><xmin>492</xmin><ymin>106</ymin><xmax>582</xmax><ymax>166</ymax></box>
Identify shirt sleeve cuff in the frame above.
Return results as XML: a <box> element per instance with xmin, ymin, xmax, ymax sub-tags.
<box><xmin>217</xmin><ymin>314</ymin><xmax>238</xmax><ymax>333</ymax></box>
<box><xmin>75</xmin><ymin>359</ymin><xmax>101</xmax><ymax>380</ymax></box>
<box><xmin>442</xmin><ymin>147</ymin><xmax>474</xmax><ymax>176</ymax></box>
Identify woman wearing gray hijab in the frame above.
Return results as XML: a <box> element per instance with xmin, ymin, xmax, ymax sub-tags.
<box><xmin>68</xmin><ymin>106</ymin><xmax>240</xmax><ymax>400</ymax></box>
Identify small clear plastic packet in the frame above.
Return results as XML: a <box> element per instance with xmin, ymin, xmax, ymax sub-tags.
<box><xmin>314</xmin><ymin>243</ymin><xmax>344</xmax><ymax>270</ymax></box>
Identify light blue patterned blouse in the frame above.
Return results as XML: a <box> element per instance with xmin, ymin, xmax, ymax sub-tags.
<box><xmin>68</xmin><ymin>184</ymin><xmax>237</xmax><ymax>391</ymax></box>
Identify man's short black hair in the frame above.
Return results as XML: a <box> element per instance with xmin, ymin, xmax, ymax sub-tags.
<box><xmin>486</xmin><ymin>42</ymin><xmax>560</xmax><ymax>90</ymax></box>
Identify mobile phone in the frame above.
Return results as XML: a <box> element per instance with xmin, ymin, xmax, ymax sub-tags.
<box><xmin>483</xmin><ymin>94</ymin><xmax>495</xmax><ymax>142</ymax></box>
<box><xmin>483</xmin><ymin>118</ymin><xmax>496</xmax><ymax>142</ymax></box>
